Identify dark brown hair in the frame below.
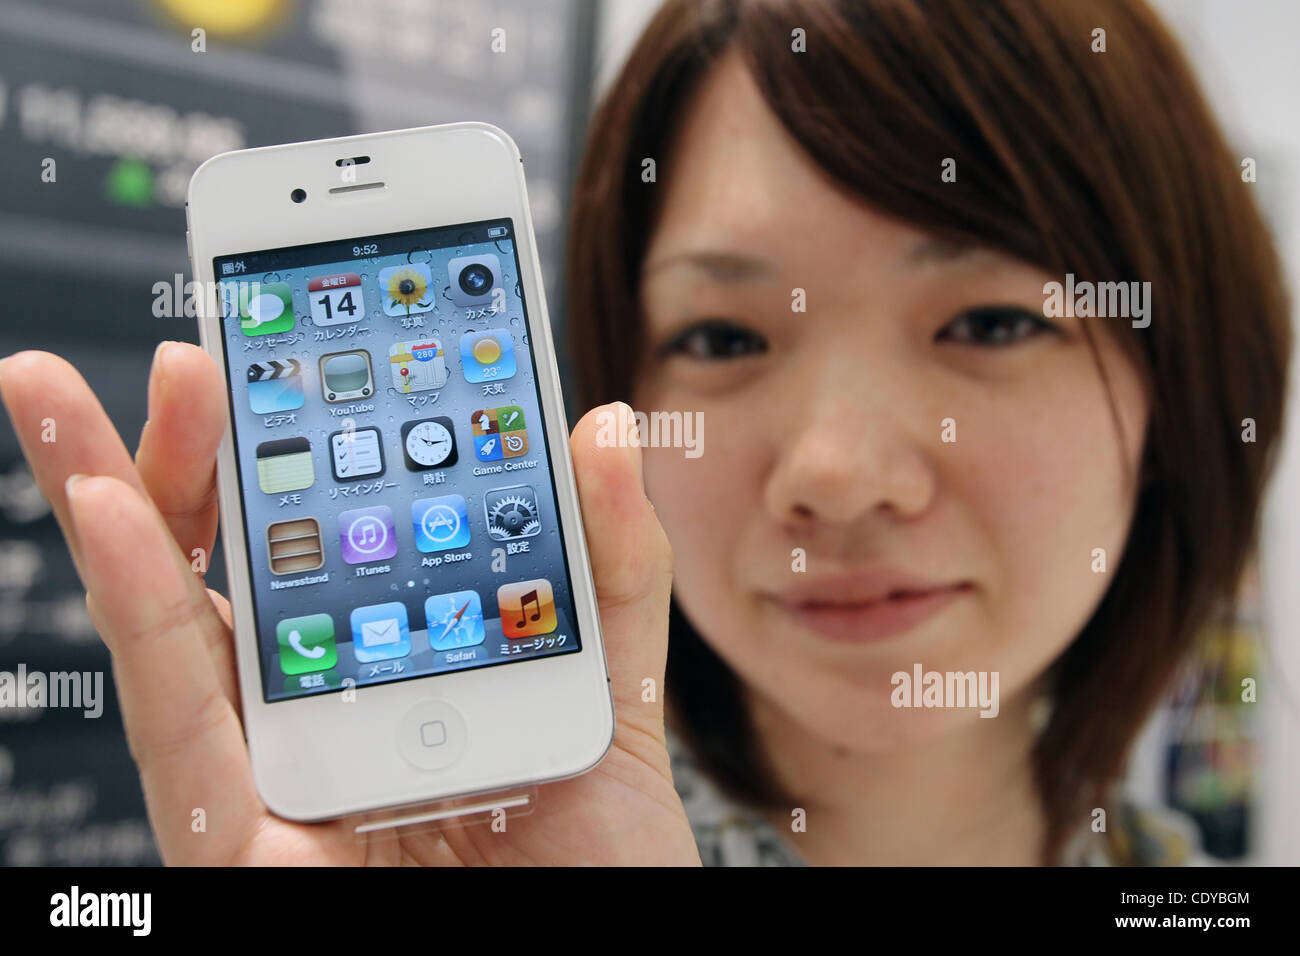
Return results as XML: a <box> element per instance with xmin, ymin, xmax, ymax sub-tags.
<box><xmin>565</xmin><ymin>0</ymin><xmax>1291</xmax><ymax>863</ymax></box>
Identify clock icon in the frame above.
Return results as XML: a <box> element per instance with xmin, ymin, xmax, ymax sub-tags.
<box><xmin>401</xmin><ymin>417</ymin><xmax>458</xmax><ymax>470</ymax></box>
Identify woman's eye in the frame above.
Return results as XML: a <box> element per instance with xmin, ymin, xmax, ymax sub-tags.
<box><xmin>659</xmin><ymin>320</ymin><xmax>768</xmax><ymax>360</ymax></box>
<box><xmin>937</xmin><ymin>306</ymin><xmax>1058</xmax><ymax>346</ymax></box>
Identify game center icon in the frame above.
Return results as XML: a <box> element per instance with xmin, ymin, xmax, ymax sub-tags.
<box><xmin>471</xmin><ymin>405</ymin><xmax>528</xmax><ymax>461</ymax></box>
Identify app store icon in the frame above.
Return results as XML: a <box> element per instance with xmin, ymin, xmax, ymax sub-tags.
<box><xmin>412</xmin><ymin>495</ymin><xmax>471</xmax><ymax>553</ymax></box>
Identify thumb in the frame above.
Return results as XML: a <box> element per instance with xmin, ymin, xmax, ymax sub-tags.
<box><xmin>569</xmin><ymin>402</ymin><xmax>674</xmax><ymax>738</ymax></box>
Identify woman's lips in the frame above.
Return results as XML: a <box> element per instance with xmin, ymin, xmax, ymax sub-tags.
<box><xmin>775</xmin><ymin>583</ymin><xmax>972</xmax><ymax>643</ymax></box>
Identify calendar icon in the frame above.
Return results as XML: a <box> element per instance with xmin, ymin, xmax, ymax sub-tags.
<box><xmin>308</xmin><ymin>272</ymin><xmax>364</xmax><ymax>326</ymax></box>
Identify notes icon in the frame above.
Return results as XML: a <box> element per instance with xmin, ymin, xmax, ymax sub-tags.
<box><xmin>497</xmin><ymin>579</ymin><xmax>557</xmax><ymax>640</ymax></box>
<box><xmin>256</xmin><ymin>437</ymin><xmax>314</xmax><ymax>494</ymax></box>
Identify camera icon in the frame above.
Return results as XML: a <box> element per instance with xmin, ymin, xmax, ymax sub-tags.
<box><xmin>446</xmin><ymin>253</ymin><xmax>503</xmax><ymax>308</ymax></box>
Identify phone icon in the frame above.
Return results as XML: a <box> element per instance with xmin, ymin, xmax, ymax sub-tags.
<box><xmin>292</xmin><ymin>633</ymin><xmax>325</xmax><ymax>659</ymax></box>
<box><xmin>277</xmin><ymin>613</ymin><xmax>337</xmax><ymax>675</ymax></box>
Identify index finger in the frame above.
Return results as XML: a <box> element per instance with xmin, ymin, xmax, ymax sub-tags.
<box><xmin>67</xmin><ymin>472</ymin><xmax>265</xmax><ymax>862</ymax></box>
<box><xmin>0</xmin><ymin>349</ymin><xmax>154</xmax><ymax>577</ymax></box>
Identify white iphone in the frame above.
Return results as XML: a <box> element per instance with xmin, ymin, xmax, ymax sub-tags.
<box><xmin>186</xmin><ymin>123</ymin><xmax>614</xmax><ymax>821</ymax></box>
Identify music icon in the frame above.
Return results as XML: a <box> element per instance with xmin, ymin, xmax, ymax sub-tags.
<box><xmin>497</xmin><ymin>578</ymin><xmax>558</xmax><ymax>640</ymax></box>
<box><xmin>338</xmin><ymin>505</ymin><xmax>398</xmax><ymax>564</ymax></box>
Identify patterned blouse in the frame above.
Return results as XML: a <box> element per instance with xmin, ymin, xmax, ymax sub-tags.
<box><xmin>667</xmin><ymin>731</ymin><xmax>1210</xmax><ymax>866</ymax></box>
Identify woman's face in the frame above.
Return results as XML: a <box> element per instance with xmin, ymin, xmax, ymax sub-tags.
<box><xmin>635</xmin><ymin>53</ymin><xmax>1149</xmax><ymax>751</ymax></box>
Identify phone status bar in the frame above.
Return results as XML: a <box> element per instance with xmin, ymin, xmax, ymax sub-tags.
<box><xmin>214</xmin><ymin>218</ymin><xmax>513</xmax><ymax>278</ymax></box>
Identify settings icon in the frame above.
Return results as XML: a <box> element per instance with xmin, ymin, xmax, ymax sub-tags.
<box><xmin>484</xmin><ymin>485</ymin><xmax>541</xmax><ymax>540</ymax></box>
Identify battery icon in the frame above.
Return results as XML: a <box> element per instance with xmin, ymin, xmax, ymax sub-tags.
<box><xmin>487</xmin><ymin>226</ymin><xmax>509</xmax><ymax>238</ymax></box>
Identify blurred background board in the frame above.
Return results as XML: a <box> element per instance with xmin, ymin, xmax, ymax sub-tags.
<box><xmin>0</xmin><ymin>0</ymin><xmax>595</xmax><ymax>866</ymax></box>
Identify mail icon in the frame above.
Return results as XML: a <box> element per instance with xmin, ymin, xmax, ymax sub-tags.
<box><xmin>350</xmin><ymin>601</ymin><xmax>411</xmax><ymax>664</ymax></box>
<box><xmin>362</xmin><ymin>618</ymin><xmax>401</xmax><ymax>647</ymax></box>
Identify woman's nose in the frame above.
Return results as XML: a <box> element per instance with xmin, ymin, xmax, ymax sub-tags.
<box><xmin>761</xmin><ymin>375</ymin><xmax>939</xmax><ymax>532</ymax></box>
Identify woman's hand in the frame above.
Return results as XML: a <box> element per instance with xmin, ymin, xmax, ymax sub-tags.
<box><xmin>0</xmin><ymin>344</ymin><xmax>699</xmax><ymax>865</ymax></box>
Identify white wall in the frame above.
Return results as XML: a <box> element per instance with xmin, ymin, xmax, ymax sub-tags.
<box><xmin>592</xmin><ymin>0</ymin><xmax>661</xmax><ymax>99</ymax></box>
<box><xmin>1147</xmin><ymin>0</ymin><xmax>1300</xmax><ymax>867</ymax></box>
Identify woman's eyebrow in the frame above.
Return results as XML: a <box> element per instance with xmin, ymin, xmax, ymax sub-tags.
<box><xmin>905</xmin><ymin>236</ymin><xmax>986</xmax><ymax>266</ymax></box>
<box><xmin>642</xmin><ymin>238</ymin><xmax>985</xmax><ymax>280</ymax></box>
<box><xmin>641</xmin><ymin>250</ymin><xmax>772</xmax><ymax>282</ymax></box>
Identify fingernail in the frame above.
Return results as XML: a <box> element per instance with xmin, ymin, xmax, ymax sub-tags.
<box><xmin>613</xmin><ymin>401</ymin><xmax>638</xmax><ymax>443</ymax></box>
<box><xmin>614</xmin><ymin>401</ymin><xmax>645</xmax><ymax>486</ymax></box>
<box><xmin>65</xmin><ymin>473</ymin><xmax>86</xmax><ymax>496</ymax></box>
<box><xmin>149</xmin><ymin>341</ymin><xmax>174</xmax><ymax>420</ymax></box>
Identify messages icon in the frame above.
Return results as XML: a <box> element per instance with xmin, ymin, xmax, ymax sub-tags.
<box><xmin>227</xmin><ymin>281</ymin><xmax>295</xmax><ymax>337</ymax></box>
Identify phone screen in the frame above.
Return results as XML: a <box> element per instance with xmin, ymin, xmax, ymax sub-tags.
<box><xmin>213</xmin><ymin>218</ymin><xmax>583</xmax><ymax>703</ymax></box>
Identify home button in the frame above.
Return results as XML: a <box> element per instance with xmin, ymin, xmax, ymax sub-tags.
<box><xmin>397</xmin><ymin>699</ymin><xmax>468</xmax><ymax>771</ymax></box>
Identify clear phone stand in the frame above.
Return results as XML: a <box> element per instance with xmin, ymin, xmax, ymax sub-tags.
<box><xmin>347</xmin><ymin>785</ymin><xmax>539</xmax><ymax>841</ymax></box>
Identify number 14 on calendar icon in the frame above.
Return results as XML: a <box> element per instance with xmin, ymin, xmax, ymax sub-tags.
<box><xmin>309</xmin><ymin>272</ymin><xmax>364</xmax><ymax>326</ymax></box>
